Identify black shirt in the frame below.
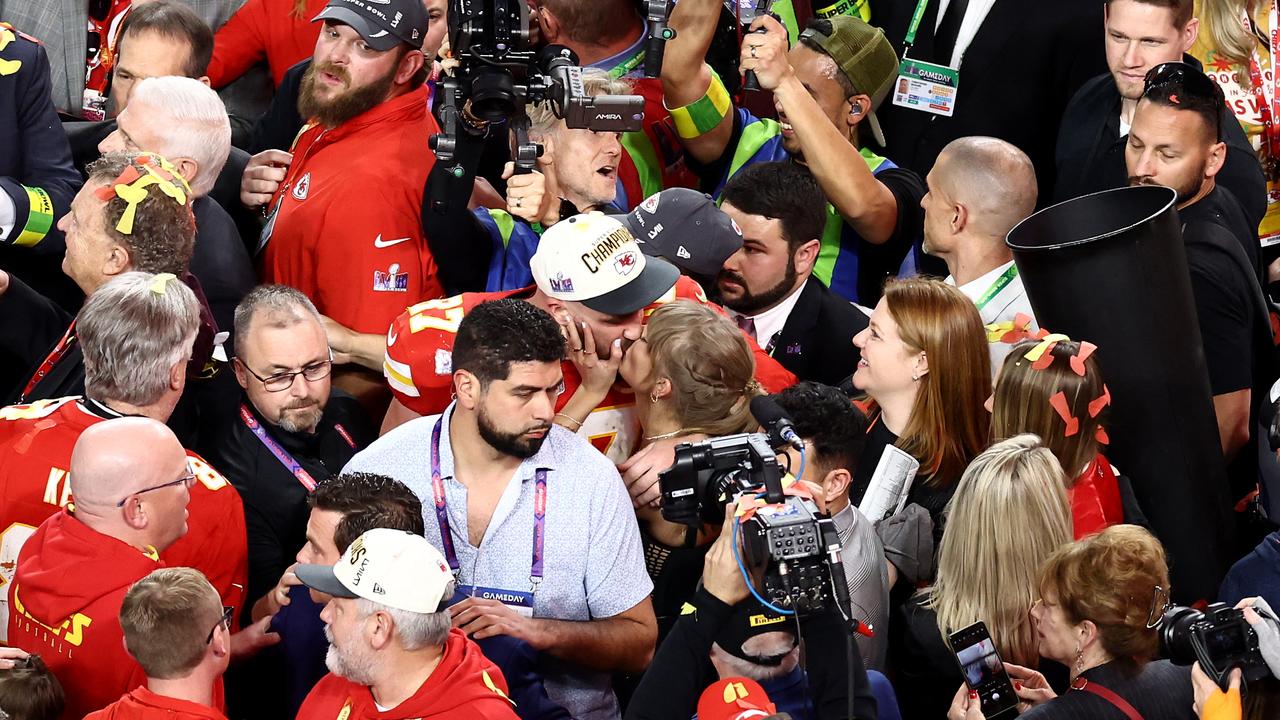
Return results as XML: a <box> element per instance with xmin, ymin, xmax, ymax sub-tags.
<box><xmin>205</xmin><ymin>395</ymin><xmax>375</xmax><ymax>609</ymax></box>
<box><xmin>1020</xmin><ymin>660</ymin><xmax>1194</xmax><ymax>719</ymax></box>
<box><xmin>850</xmin><ymin>416</ymin><xmax>958</xmax><ymax>546</ymax></box>
<box><xmin>1053</xmin><ymin>61</ymin><xmax>1267</xmax><ymax>237</ymax></box>
<box><xmin>191</xmin><ymin>196</ymin><xmax>256</xmax><ymax>337</ymax></box>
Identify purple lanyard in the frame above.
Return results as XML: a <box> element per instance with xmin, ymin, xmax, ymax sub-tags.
<box><xmin>430</xmin><ymin>416</ymin><xmax>547</xmax><ymax>588</ymax></box>
<box><xmin>240</xmin><ymin>404</ymin><xmax>317</xmax><ymax>492</ymax></box>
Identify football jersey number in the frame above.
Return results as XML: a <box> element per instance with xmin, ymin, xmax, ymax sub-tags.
<box><xmin>189</xmin><ymin>455</ymin><xmax>229</xmax><ymax>491</ymax></box>
<box><xmin>407</xmin><ymin>296</ymin><xmax>466</xmax><ymax>335</ymax></box>
<box><xmin>0</xmin><ymin>397</ymin><xmax>75</xmax><ymax>421</ymax></box>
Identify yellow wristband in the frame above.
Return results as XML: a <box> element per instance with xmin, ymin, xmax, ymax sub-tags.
<box><xmin>668</xmin><ymin>70</ymin><xmax>732</xmax><ymax>140</ymax></box>
<box><xmin>13</xmin><ymin>185</ymin><xmax>53</xmax><ymax>247</ymax></box>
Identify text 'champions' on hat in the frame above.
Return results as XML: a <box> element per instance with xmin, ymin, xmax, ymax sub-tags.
<box><xmin>530</xmin><ymin>212</ymin><xmax>680</xmax><ymax>317</ymax></box>
<box><xmin>313</xmin><ymin>0</ymin><xmax>429</xmax><ymax>52</ymax></box>
<box><xmin>296</xmin><ymin>528</ymin><xmax>453</xmax><ymax>614</ymax></box>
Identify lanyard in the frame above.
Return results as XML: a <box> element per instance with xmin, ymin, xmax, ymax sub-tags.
<box><xmin>901</xmin><ymin>0</ymin><xmax>933</xmax><ymax>57</ymax></box>
<box><xmin>1245</xmin><ymin>2</ymin><xmax>1280</xmax><ymax>189</ymax></box>
<box><xmin>973</xmin><ymin>264</ymin><xmax>1018</xmax><ymax>311</ymax></box>
<box><xmin>429</xmin><ymin>416</ymin><xmax>547</xmax><ymax>590</ymax></box>
<box><xmin>606</xmin><ymin>45</ymin><xmax>647</xmax><ymax>79</ymax></box>
<box><xmin>20</xmin><ymin>323</ymin><xmax>77</xmax><ymax>403</ymax></box>
<box><xmin>238</xmin><ymin>404</ymin><xmax>354</xmax><ymax>492</ymax></box>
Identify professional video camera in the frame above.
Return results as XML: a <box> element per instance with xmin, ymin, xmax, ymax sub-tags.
<box><xmin>657</xmin><ymin>399</ymin><xmax>856</xmax><ymax>620</ymax></box>
<box><xmin>1160</xmin><ymin>603</ymin><xmax>1273</xmax><ymax>689</ymax></box>
<box><xmin>432</xmin><ymin>0</ymin><xmax>647</xmax><ymax>173</ymax></box>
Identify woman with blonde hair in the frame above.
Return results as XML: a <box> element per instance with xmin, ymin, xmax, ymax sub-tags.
<box><xmin>618</xmin><ymin>300</ymin><xmax>765</xmax><ymax>631</ymax></box>
<box><xmin>948</xmin><ymin>525</ymin><xmax>1196</xmax><ymax>719</ymax></box>
<box><xmin>895</xmin><ymin>434</ymin><xmax>1074</xmax><ymax>719</ymax></box>
<box><xmin>992</xmin><ymin>335</ymin><xmax>1145</xmax><ymax>538</ymax></box>
<box><xmin>850</xmin><ymin>277</ymin><xmax>990</xmax><ymax>559</ymax></box>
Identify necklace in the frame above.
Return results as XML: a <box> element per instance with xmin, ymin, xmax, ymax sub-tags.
<box><xmin>644</xmin><ymin>428</ymin><xmax>689</xmax><ymax>441</ymax></box>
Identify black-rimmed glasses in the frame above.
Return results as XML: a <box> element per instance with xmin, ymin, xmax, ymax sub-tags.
<box><xmin>116</xmin><ymin>460</ymin><xmax>197</xmax><ymax>507</ymax></box>
<box><xmin>236</xmin><ymin>354</ymin><xmax>334</xmax><ymax>393</ymax></box>
<box><xmin>206</xmin><ymin>606</ymin><xmax>235</xmax><ymax>644</ymax></box>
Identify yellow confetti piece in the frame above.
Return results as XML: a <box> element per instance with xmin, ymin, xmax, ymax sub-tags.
<box><xmin>149</xmin><ymin>273</ymin><xmax>177</xmax><ymax>295</ymax></box>
<box><xmin>0</xmin><ymin>26</ymin><xmax>14</xmax><ymax>52</ymax></box>
<box><xmin>1023</xmin><ymin>333</ymin><xmax>1070</xmax><ymax>362</ymax></box>
<box><xmin>0</xmin><ymin>58</ymin><xmax>21</xmax><ymax>76</ymax></box>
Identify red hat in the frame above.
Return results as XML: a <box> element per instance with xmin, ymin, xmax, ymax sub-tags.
<box><xmin>697</xmin><ymin>678</ymin><xmax>777</xmax><ymax>720</ymax></box>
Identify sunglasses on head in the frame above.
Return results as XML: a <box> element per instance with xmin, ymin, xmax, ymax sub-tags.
<box><xmin>1142</xmin><ymin>62</ymin><xmax>1224</xmax><ymax>140</ymax></box>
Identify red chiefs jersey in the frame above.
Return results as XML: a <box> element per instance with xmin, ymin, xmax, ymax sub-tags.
<box><xmin>382</xmin><ymin>278</ymin><xmax>796</xmax><ymax>462</ymax></box>
<box><xmin>0</xmin><ymin>397</ymin><xmax>248</xmax><ymax>642</ymax></box>
<box><xmin>260</xmin><ymin>86</ymin><xmax>444</xmax><ymax>334</ymax></box>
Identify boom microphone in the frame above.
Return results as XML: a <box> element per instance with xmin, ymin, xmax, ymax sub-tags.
<box><xmin>749</xmin><ymin>396</ymin><xmax>804</xmax><ymax>453</ymax></box>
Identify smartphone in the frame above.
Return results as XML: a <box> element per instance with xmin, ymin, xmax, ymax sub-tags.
<box><xmin>949</xmin><ymin>621</ymin><xmax>1020</xmax><ymax>719</ymax></box>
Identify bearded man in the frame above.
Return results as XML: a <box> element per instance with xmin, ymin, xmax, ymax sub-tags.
<box><xmin>238</xmin><ymin>0</ymin><xmax>443</xmax><ymax>337</ymax></box>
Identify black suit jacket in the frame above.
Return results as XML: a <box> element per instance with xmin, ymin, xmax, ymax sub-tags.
<box><xmin>873</xmin><ymin>0</ymin><xmax>1105</xmax><ymax>202</ymax></box>
<box><xmin>770</xmin><ymin>278</ymin><xmax>869</xmax><ymax>386</ymax></box>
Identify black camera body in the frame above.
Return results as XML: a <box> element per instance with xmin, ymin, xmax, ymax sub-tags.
<box><xmin>433</xmin><ymin>0</ymin><xmax>644</xmax><ymax>168</ymax></box>
<box><xmin>1161</xmin><ymin>603</ymin><xmax>1272</xmax><ymax>689</ymax></box>
<box><xmin>658</xmin><ymin>432</ymin><xmax>851</xmax><ymax>619</ymax></box>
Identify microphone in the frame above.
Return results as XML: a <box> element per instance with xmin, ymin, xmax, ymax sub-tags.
<box><xmin>750</xmin><ymin>396</ymin><xmax>804</xmax><ymax>453</ymax></box>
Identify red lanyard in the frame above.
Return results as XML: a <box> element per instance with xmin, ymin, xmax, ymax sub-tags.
<box><xmin>20</xmin><ymin>323</ymin><xmax>77</xmax><ymax>403</ymax></box>
<box><xmin>1245</xmin><ymin>2</ymin><xmax>1280</xmax><ymax>187</ymax></box>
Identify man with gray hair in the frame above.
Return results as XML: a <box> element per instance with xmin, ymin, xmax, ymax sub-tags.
<box><xmin>295</xmin><ymin>528</ymin><xmax>518</xmax><ymax>720</ymax></box>
<box><xmin>96</xmin><ymin>76</ymin><xmax>254</xmax><ymax>335</ymax></box>
<box><xmin>0</xmin><ymin>150</ymin><xmax>218</xmax><ymax>406</ymax></box>
<box><xmin>0</xmin><ymin>273</ymin><xmax>254</xmax><ymax>661</ymax></box>
<box><xmin>208</xmin><ymin>285</ymin><xmax>373</xmax><ymax>613</ymax></box>
<box><xmin>921</xmin><ymin>136</ymin><xmax>1040</xmax><ymax>368</ymax></box>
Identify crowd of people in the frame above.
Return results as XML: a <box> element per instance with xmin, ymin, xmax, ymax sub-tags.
<box><xmin>4</xmin><ymin>0</ymin><xmax>1280</xmax><ymax>718</ymax></box>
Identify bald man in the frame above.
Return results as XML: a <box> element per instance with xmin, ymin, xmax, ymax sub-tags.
<box><xmin>7</xmin><ymin>418</ymin><xmax>195</xmax><ymax>720</ymax></box>
<box><xmin>921</xmin><ymin>136</ymin><xmax>1040</xmax><ymax>369</ymax></box>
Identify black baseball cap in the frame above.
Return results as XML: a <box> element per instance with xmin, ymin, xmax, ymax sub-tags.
<box><xmin>715</xmin><ymin>599</ymin><xmax>797</xmax><ymax>665</ymax></box>
<box><xmin>314</xmin><ymin>0</ymin><xmax>428</xmax><ymax>51</ymax></box>
<box><xmin>613</xmin><ymin>188</ymin><xmax>745</xmax><ymax>279</ymax></box>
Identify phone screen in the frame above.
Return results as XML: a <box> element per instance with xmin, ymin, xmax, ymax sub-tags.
<box><xmin>950</xmin><ymin>621</ymin><xmax>1020</xmax><ymax>719</ymax></box>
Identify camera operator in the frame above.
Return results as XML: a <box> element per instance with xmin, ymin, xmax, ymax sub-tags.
<box><xmin>626</xmin><ymin>506</ymin><xmax>877</xmax><ymax>720</ymax></box>
<box><xmin>422</xmin><ymin>68</ymin><xmax>632</xmax><ymax>295</ymax></box>
<box><xmin>946</xmin><ymin>525</ymin><xmax>1194</xmax><ymax>720</ymax></box>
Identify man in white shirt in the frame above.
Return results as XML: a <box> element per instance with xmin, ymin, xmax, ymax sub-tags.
<box><xmin>922</xmin><ymin>136</ymin><xmax>1039</xmax><ymax>370</ymax></box>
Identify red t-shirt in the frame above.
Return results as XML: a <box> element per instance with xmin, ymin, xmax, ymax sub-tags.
<box><xmin>297</xmin><ymin>629</ymin><xmax>517</xmax><ymax>720</ymax></box>
<box><xmin>85</xmin><ymin>687</ymin><xmax>227</xmax><ymax>720</ymax></box>
<box><xmin>0</xmin><ymin>397</ymin><xmax>248</xmax><ymax>643</ymax></box>
<box><xmin>1069</xmin><ymin>454</ymin><xmax>1126</xmax><ymax>540</ymax></box>
<box><xmin>260</xmin><ymin>86</ymin><xmax>444</xmax><ymax>334</ymax></box>
<box><xmin>207</xmin><ymin>0</ymin><xmax>326</xmax><ymax>88</ymax></box>
<box><xmin>382</xmin><ymin>278</ymin><xmax>796</xmax><ymax>461</ymax></box>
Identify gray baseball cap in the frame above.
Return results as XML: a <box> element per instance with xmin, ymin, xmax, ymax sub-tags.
<box><xmin>313</xmin><ymin>0</ymin><xmax>428</xmax><ymax>51</ymax></box>
<box><xmin>612</xmin><ymin>189</ymin><xmax>745</xmax><ymax>279</ymax></box>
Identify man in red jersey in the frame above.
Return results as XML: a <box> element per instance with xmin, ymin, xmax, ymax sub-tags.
<box><xmin>86</xmin><ymin>568</ymin><xmax>233</xmax><ymax>720</ymax></box>
<box><xmin>295</xmin><ymin>529</ymin><xmax>517</xmax><ymax>720</ymax></box>
<box><xmin>243</xmin><ymin>0</ymin><xmax>443</xmax><ymax>335</ymax></box>
<box><xmin>0</xmin><ymin>273</ymin><xmax>251</xmax><ymax>648</ymax></box>
<box><xmin>8</xmin><ymin>417</ymin><xmax>194</xmax><ymax>720</ymax></box>
<box><xmin>327</xmin><ymin>211</ymin><xmax>796</xmax><ymax>458</ymax></box>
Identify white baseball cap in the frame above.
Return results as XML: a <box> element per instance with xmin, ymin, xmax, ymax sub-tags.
<box><xmin>296</xmin><ymin>529</ymin><xmax>453</xmax><ymax>614</ymax></box>
<box><xmin>531</xmin><ymin>212</ymin><xmax>680</xmax><ymax>316</ymax></box>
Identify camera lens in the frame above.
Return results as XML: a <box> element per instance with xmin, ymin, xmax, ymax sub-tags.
<box><xmin>470</xmin><ymin>69</ymin><xmax>518</xmax><ymax>122</ymax></box>
<box><xmin>1159</xmin><ymin>606</ymin><xmax>1204</xmax><ymax>665</ymax></box>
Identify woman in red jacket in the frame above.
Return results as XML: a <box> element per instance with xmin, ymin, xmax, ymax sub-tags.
<box><xmin>990</xmin><ymin>334</ymin><xmax>1146</xmax><ymax>539</ymax></box>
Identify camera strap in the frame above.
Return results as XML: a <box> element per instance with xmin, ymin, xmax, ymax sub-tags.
<box><xmin>430</xmin><ymin>416</ymin><xmax>547</xmax><ymax>591</ymax></box>
<box><xmin>1070</xmin><ymin>677</ymin><xmax>1145</xmax><ymax>720</ymax></box>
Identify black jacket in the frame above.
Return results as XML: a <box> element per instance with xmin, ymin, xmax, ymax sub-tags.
<box><xmin>771</xmin><ymin>279</ymin><xmax>868</xmax><ymax>386</ymax></box>
<box><xmin>191</xmin><ymin>196</ymin><xmax>256</xmax><ymax>336</ymax></box>
<box><xmin>874</xmin><ymin>0</ymin><xmax>1105</xmax><ymax>201</ymax></box>
<box><xmin>626</xmin><ymin>586</ymin><xmax>877</xmax><ymax>720</ymax></box>
<box><xmin>1054</xmin><ymin>61</ymin><xmax>1267</xmax><ymax>233</ymax></box>
<box><xmin>205</xmin><ymin>395</ymin><xmax>374</xmax><ymax>610</ymax></box>
<box><xmin>1020</xmin><ymin>660</ymin><xmax>1194</xmax><ymax>719</ymax></box>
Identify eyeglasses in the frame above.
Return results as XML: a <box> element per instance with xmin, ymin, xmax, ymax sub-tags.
<box><xmin>206</xmin><ymin>606</ymin><xmax>235</xmax><ymax>644</ymax></box>
<box><xmin>237</xmin><ymin>355</ymin><xmax>334</xmax><ymax>392</ymax></box>
<box><xmin>116</xmin><ymin>461</ymin><xmax>197</xmax><ymax>507</ymax></box>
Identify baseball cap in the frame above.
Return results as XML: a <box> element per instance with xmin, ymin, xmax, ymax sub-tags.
<box><xmin>611</xmin><ymin>189</ymin><xmax>744</xmax><ymax>279</ymax></box>
<box><xmin>296</xmin><ymin>529</ymin><xmax>453</xmax><ymax>614</ymax></box>
<box><xmin>313</xmin><ymin>0</ymin><xmax>428</xmax><ymax>51</ymax></box>
<box><xmin>531</xmin><ymin>213</ymin><xmax>681</xmax><ymax>317</ymax></box>
<box><xmin>697</xmin><ymin>677</ymin><xmax>778</xmax><ymax>720</ymax></box>
<box><xmin>715</xmin><ymin>599</ymin><xmax>797</xmax><ymax>665</ymax></box>
<box><xmin>798</xmin><ymin>16</ymin><xmax>899</xmax><ymax>147</ymax></box>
